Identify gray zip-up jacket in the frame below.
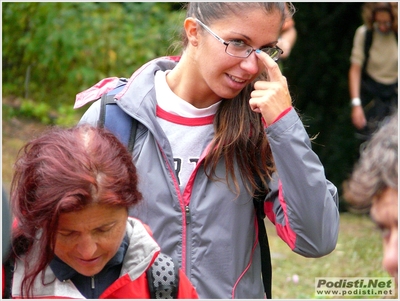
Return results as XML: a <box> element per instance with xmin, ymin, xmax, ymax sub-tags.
<box><xmin>77</xmin><ymin>56</ymin><xmax>339</xmax><ymax>299</ymax></box>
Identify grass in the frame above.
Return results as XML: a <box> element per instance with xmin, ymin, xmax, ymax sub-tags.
<box><xmin>266</xmin><ymin>212</ymin><xmax>396</xmax><ymax>299</ymax></box>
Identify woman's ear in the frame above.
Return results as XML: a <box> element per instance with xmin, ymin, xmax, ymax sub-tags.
<box><xmin>184</xmin><ymin>17</ymin><xmax>200</xmax><ymax>47</ymax></box>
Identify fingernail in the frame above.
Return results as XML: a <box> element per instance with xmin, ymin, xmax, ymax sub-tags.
<box><xmin>255</xmin><ymin>49</ymin><xmax>261</xmax><ymax>54</ymax></box>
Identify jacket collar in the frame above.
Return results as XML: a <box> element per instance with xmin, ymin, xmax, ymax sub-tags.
<box><xmin>12</xmin><ymin>218</ymin><xmax>160</xmax><ymax>298</ymax></box>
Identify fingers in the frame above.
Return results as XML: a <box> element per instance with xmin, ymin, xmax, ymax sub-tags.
<box><xmin>255</xmin><ymin>50</ymin><xmax>283</xmax><ymax>82</ymax></box>
<box><xmin>249</xmin><ymin>81</ymin><xmax>292</xmax><ymax>125</ymax></box>
<box><xmin>249</xmin><ymin>51</ymin><xmax>292</xmax><ymax>125</ymax></box>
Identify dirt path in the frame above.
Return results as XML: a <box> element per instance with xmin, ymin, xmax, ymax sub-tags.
<box><xmin>2</xmin><ymin>116</ymin><xmax>48</xmax><ymax>193</ymax></box>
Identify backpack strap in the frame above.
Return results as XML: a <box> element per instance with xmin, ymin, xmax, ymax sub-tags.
<box><xmin>98</xmin><ymin>82</ymin><xmax>137</xmax><ymax>153</ymax></box>
<box><xmin>253</xmin><ymin>176</ymin><xmax>272</xmax><ymax>299</ymax></box>
<box><xmin>147</xmin><ymin>253</ymin><xmax>180</xmax><ymax>299</ymax></box>
<box><xmin>362</xmin><ymin>29</ymin><xmax>373</xmax><ymax>76</ymax></box>
<box><xmin>362</xmin><ymin>29</ymin><xmax>398</xmax><ymax>75</ymax></box>
<box><xmin>3</xmin><ymin>257</ymin><xmax>14</xmax><ymax>298</ymax></box>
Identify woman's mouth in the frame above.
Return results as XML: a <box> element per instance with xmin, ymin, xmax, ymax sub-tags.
<box><xmin>228</xmin><ymin>74</ymin><xmax>247</xmax><ymax>84</ymax></box>
<box><xmin>76</xmin><ymin>256</ymin><xmax>101</xmax><ymax>265</ymax></box>
<box><xmin>226</xmin><ymin>74</ymin><xmax>249</xmax><ymax>91</ymax></box>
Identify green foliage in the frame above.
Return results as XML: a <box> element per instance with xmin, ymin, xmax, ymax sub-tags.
<box><xmin>19</xmin><ymin>99</ymin><xmax>52</xmax><ymax>124</ymax></box>
<box><xmin>2</xmin><ymin>2</ymin><xmax>184</xmax><ymax>107</ymax></box>
<box><xmin>55</xmin><ymin>105</ymin><xmax>82</xmax><ymax>127</ymax></box>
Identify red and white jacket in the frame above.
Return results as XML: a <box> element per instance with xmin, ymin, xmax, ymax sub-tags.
<box><xmin>6</xmin><ymin>218</ymin><xmax>198</xmax><ymax>299</ymax></box>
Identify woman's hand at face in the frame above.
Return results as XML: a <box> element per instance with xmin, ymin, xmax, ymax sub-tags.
<box><xmin>249</xmin><ymin>51</ymin><xmax>292</xmax><ymax>126</ymax></box>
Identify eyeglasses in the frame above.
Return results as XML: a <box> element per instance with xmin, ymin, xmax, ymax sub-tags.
<box><xmin>374</xmin><ymin>21</ymin><xmax>392</xmax><ymax>27</ymax></box>
<box><xmin>195</xmin><ymin>18</ymin><xmax>283</xmax><ymax>62</ymax></box>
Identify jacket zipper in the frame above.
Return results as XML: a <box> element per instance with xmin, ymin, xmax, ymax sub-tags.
<box><xmin>185</xmin><ymin>205</ymin><xmax>191</xmax><ymax>224</ymax></box>
<box><xmin>91</xmin><ymin>276</ymin><xmax>95</xmax><ymax>289</ymax></box>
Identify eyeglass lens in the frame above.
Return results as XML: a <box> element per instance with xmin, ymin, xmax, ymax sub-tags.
<box><xmin>226</xmin><ymin>43</ymin><xmax>282</xmax><ymax>61</ymax></box>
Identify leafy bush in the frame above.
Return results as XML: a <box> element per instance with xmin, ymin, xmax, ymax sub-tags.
<box><xmin>2</xmin><ymin>2</ymin><xmax>184</xmax><ymax>108</ymax></box>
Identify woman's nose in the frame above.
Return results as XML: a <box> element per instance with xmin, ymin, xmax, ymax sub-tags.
<box><xmin>382</xmin><ymin>230</ymin><xmax>398</xmax><ymax>279</ymax></box>
<box><xmin>240</xmin><ymin>51</ymin><xmax>260</xmax><ymax>75</ymax></box>
<box><xmin>75</xmin><ymin>235</ymin><xmax>98</xmax><ymax>259</ymax></box>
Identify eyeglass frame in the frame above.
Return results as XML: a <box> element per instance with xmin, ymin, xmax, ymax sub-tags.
<box><xmin>373</xmin><ymin>21</ymin><xmax>392</xmax><ymax>27</ymax></box>
<box><xmin>195</xmin><ymin>18</ymin><xmax>283</xmax><ymax>61</ymax></box>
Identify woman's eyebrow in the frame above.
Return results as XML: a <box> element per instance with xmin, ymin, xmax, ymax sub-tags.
<box><xmin>230</xmin><ymin>31</ymin><xmax>277</xmax><ymax>47</ymax></box>
<box><xmin>58</xmin><ymin>221</ymin><xmax>117</xmax><ymax>232</ymax></box>
<box><xmin>230</xmin><ymin>31</ymin><xmax>251</xmax><ymax>41</ymax></box>
<box><xmin>96</xmin><ymin>221</ymin><xmax>117</xmax><ymax>229</ymax></box>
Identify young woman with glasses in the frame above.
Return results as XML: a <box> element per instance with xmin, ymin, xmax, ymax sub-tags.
<box><xmin>76</xmin><ymin>3</ymin><xmax>339</xmax><ymax>298</ymax></box>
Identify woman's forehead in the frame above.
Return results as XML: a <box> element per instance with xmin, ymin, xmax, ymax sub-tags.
<box><xmin>58</xmin><ymin>204</ymin><xmax>127</xmax><ymax>229</ymax></box>
<box><xmin>371</xmin><ymin>188</ymin><xmax>398</xmax><ymax>223</ymax></box>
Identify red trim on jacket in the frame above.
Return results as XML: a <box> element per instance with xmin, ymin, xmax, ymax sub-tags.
<box><xmin>264</xmin><ymin>180</ymin><xmax>297</xmax><ymax>250</ymax></box>
<box><xmin>232</xmin><ymin>216</ymin><xmax>260</xmax><ymax>299</ymax></box>
<box><xmin>263</xmin><ymin>107</ymin><xmax>293</xmax><ymax>127</ymax></box>
<box><xmin>156</xmin><ymin>141</ymin><xmax>188</xmax><ymax>273</ymax></box>
<box><xmin>275</xmin><ymin>180</ymin><xmax>296</xmax><ymax>249</ymax></box>
<box><xmin>8</xmin><ymin>272</ymin><xmax>198</xmax><ymax>299</ymax></box>
<box><xmin>264</xmin><ymin>201</ymin><xmax>276</xmax><ymax>225</ymax></box>
<box><xmin>101</xmin><ymin>273</ymin><xmax>150</xmax><ymax>298</ymax></box>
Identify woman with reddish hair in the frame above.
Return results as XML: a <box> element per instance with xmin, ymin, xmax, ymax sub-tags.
<box><xmin>2</xmin><ymin>124</ymin><xmax>198</xmax><ymax>299</ymax></box>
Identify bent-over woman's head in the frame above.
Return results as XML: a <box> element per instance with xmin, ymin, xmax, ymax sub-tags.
<box><xmin>9</xmin><ymin>123</ymin><xmax>142</xmax><ymax>296</ymax></box>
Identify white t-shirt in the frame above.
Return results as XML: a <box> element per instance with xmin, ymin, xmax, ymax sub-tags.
<box><xmin>154</xmin><ymin>70</ymin><xmax>221</xmax><ymax>192</ymax></box>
